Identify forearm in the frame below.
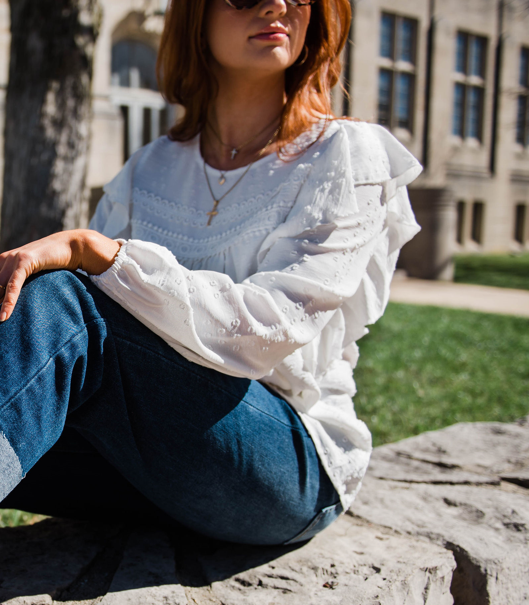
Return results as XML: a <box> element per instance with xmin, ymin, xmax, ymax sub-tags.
<box><xmin>0</xmin><ymin>229</ymin><xmax>121</xmax><ymax>322</ymax></box>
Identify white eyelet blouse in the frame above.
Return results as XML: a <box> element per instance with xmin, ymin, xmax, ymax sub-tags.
<box><xmin>89</xmin><ymin>120</ymin><xmax>422</xmax><ymax>510</ymax></box>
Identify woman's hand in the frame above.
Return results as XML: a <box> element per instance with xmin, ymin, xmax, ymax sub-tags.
<box><xmin>0</xmin><ymin>229</ymin><xmax>121</xmax><ymax>322</ymax></box>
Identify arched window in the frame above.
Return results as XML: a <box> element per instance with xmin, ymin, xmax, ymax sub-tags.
<box><xmin>110</xmin><ymin>39</ymin><xmax>171</xmax><ymax>159</ymax></box>
<box><xmin>111</xmin><ymin>40</ymin><xmax>158</xmax><ymax>91</ymax></box>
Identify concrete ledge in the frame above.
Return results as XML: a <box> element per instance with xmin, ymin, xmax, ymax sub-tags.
<box><xmin>1</xmin><ymin>417</ymin><xmax>528</xmax><ymax>605</ymax></box>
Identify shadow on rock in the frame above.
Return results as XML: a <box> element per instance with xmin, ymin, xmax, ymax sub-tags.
<box><xmin>0</xmin><ymin>515</ymin><xmax>302</xmax><ymax>603</ymax></box>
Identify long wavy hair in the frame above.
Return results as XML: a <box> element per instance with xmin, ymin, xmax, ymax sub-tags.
<box><xmin>156</xmin><ymin>0</ymin><xmax>351</xmax><ymax>156</ymax></box>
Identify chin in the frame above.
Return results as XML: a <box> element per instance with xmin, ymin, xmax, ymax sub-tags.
<box><xmin>250</xmin><ymin>49</ymin><xmax>293</xmax><ymax>71</ymax></box>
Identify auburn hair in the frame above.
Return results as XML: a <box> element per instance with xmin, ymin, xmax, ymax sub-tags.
<box><xmin>156</xmin><ymin>0</ymin><xmax>351</xmax><ymax>156</ymax></box>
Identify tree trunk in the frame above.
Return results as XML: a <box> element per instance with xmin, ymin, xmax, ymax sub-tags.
<box><xmin>0</xmin><ymin>0</ymin><xmax>101</xmax><ymax>252</ymax></box>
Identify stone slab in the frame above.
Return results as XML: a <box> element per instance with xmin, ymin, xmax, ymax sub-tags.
<box><xmin>500</xmin><ymin>468</ymin><xmax>529</xmax><ymax>489</ymax></box>
<box><xmin>205</xmin><ymin>514</ymin><xmax>455</xmax><ymax>605</ymax></box>
<box><xmin>3</xmin><ymin>598</ymin><xmax>53</xmax><ymax>605</ymax></box>
<box><xmin>351</xmin><ymin>420</ymin><xmax>529</xmax><ymax>605</ymax></box>
<box><xmin>0</xmin><ymin>514</ymin><xmax>455</xmax><ymax>605</ymax></box>
<box><xmin>368</xmin><ymin>448</ymin><xmax>500</xmax><ymax>485</ymax></box>
<box><xmin>372</xmin><ymin>420</ymin><xmax>529</xmax><ymax>478</ymax></box>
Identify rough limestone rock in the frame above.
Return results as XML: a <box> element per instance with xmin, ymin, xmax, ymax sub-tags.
<box><xmin>1</xmin><ymin>418</ymin><xmax>527</xmax><ymax>605</ymax></box>
<box><xmin>351</xmin><ymin>418</ymin><xmax>529</xmax><ymax>605</ymax></box>
<box><xmin>202</xmin><ymin>516</ymin><xmax>454</xmax><ymax>605</ymax></box>
<box><xmin>0</xmin><ymin>515</ymin><xmax>454</xmax><ymax>605</ymax></box>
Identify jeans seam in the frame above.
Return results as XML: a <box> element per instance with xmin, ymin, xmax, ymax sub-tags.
<box><xmin>284</xmin><ymin>512</ymin><xmax>324</xmax><ymax>544</ymax></box>
<box><xmin>111</xmin><ymin>332</ymin><xmax>308</xmax><ymax>434</ymax></box>
<box><xmin>240</xmin><ymin>400</ymin><xmax>307</xmax><ymax>433</ymax></box>
<box><xmin>283</xmin><ymin>502</ymin><xmax>341</xmax><ymax>545</ymax></box>
<box><xmin>0</xmin><ymin>318</ymin><xmax>106</xmax><ymax>416</ymax></box>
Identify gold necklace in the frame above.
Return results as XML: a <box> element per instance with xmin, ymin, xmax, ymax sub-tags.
<box><xmin>206</xmin><ymin>113</ymin><xmax>281</xmax><ymax>161</ymax></box>
<box><xmin>203</xmin><ymin>128</ymin><xmax>279</xmax><ymax>226</ymax></box>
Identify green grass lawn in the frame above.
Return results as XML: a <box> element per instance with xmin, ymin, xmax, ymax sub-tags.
<box><xmin>454</xmin><ymin>253</ymin><xmax>529</xmax><ymax>290</ymax></box>
<box><xmin>353</xmin><ymin>302</ymin><xmax>529</xmax><ymax>446</ymax></box>
<box><xmin>2</xmin><ymin>302</ymin><xmax>528</xmax><ymax>526</ymax></box>
<box><xmin>0</xmin><ymin>509</ymin><xmax>46</xmax><ymax>528</ymax></box>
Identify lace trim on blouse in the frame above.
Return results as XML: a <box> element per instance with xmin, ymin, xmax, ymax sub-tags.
<box><xmin>129</xmin><ymin>162</ymin><xmax>313</xmax><ymax>259</ymax></box>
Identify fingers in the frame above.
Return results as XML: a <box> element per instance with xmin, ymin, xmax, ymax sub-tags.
<box><xmin>0</xmin><ymin>252</ymin><xmax>14</xmax><ymax>310</ymax></box>
<box><xmin>0</xmin><ymin>233</ymin><xmax>80</xmax><ymax>322</ymax></box>
<box><xmin>1</xmin><ymin>270</ymin><xmax>28</xmax><ymax>322</ymax></box>
<box><xmin>0</xmin><ymin>252</ymin><xmax>30</xmax><ymax>323</ymax></box>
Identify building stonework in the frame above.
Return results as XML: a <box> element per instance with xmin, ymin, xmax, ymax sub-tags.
<box><xmin>344</xmin><ymin>0</ymin><xmax>529</xmax><ymax>263</ymax></box>
<box><xmin>0</xmin><ymin>0</ymin><xmax>528</xmax><ymax>264</ymax></box>
<box><xmin>84</xmin><ymin>0</ymin><xmax>169</xmax><ymax>211</ymax></box>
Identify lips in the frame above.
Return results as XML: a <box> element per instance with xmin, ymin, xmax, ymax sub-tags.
<box><xmin>251</xmin><ymin>25</ymin><xmax>289</xmax><ymax>40</ymax></box>
<box><xmin>252</xmin><ymin>32</ymin><xmax>288</xmax><ymax>41</ymax></box>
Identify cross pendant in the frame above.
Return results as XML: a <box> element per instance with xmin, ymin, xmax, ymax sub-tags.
<box><xmin>230</xmin><ymin>148</ymin><xmax>238</xmax><ymax>160</ymax></box>
<box><xmin>206</xmin><ymin>200</ymin><xmax>220</xmax><ymax>226</ymax></box>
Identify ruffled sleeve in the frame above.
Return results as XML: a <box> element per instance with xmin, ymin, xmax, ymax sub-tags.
<box><xmin>312</xmin><ymin>122</ymin><xmax>422</xmax><ymax>363</ymax></box>
<box><xmin>344</xmin><ymin>121</ymin><xmax>423</xmax><ymax>188</ymax></box>
<box><xmin>89</xmin><ymin>122</ymin><xmax>422</xmax><ymax>381</ymax></box>
<box><xmin>343</xmin><ymin>121</ymin><xmax>423</xmax><ymax>252</ymax></box>
<box><xmin>257</xmin><ymin>121</ymin><xmax>421</xmax><ymax>253</ymax></box>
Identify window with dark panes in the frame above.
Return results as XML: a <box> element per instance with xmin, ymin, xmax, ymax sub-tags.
<box><xmin>456</xmin><ymin>201</ymin><xmax>466</xmax><ymax>244</ymax></box>
<box><xmin>377</xmin><ymin>12</ymin><xmax>417</xmax><ymax>133</ymax></box>
<box><xmin>452</xmin><ymin>32</ymin><xmax>487</xmax><ymax>142</ymax></box>
<box><xmin>395</xmin><ymin>73</ymin><xmax>414</xmax><ymax>130</ymax></box>
<box><xmin>455</xmin><ymin>33</ymin><xmax>467</xmax><ymax>75</ymax></box>
<box><xmin>516</xmin><ymin>47</ymin><xmax>529</xmax><ymax>147</ymax></box>
<box><xmin>471</xmin><ymin>201</ymin><xmax>485</xmax><ymax>244</ymax></box>
<box><xmin>514</xmin><ymin>204</ymin><xmax>527</xmax><ymax>244</ymax></box>
<box><xmin>466</xmin><ymin>87</ymin><xmax>483</xmax><ymax>139</ymax></box>
<box><xmin>380</xmin><ymin>13</ymin><xmax>394</xmax><ymax>59</ymax></box>
<box><xmin>469</xmin><ymin>36</ymin><xmax>486</xmax><ymax>77</ymax></box>
<box><xmin>111</xmin><ymin>40</ymin><xmax>158</xmax><ymax>91</ymax></box>
<box><xmin>453</xmin><ymin>82</ymin><xmax>465</xmax><ymax>137</ymax></box>
<box><xmin>378</xmin><ymin>69</ymin><xmax>392</xmax><ymax>126</ymax></box>
<box><xmin>398</xmin><ymin>19</ymin><xmax>415</xmax><ymax>63</ymax></box>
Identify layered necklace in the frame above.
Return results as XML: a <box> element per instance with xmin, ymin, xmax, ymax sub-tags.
<box><xmin>207</xmin><ymin>114</ymin><xmax>281</xmax><ymax>164</ymax></box>
<box><xmin>203</xmin><ymin>123</ymin><xmax>280</xmax><ymax>226</ymax></box>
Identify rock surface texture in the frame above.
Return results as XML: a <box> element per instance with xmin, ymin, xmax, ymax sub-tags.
<box><xmin>1</xmin><ymin>418</ymin><xmax>527</xmax><ymax>605</ymax></box>
<box><xmin>353</xmin><ymin>417</ymin><xmax>529</xmax><ymax>605</ymax></box>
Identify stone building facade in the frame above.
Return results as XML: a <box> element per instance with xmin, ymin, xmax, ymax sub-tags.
<box><xmin>339</xmin><ymin>0</ymin><xmax>529</xmax><ymax>277</ymax></box>
<box><xmin>0</xmin><ymin>0</ymin><xmax>528</xmax><ymax>276</ymax></box>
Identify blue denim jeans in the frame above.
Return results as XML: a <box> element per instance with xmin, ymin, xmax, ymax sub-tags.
<box><xmin>0</xmin><ymin>270</ymin><xmax>342</xmax><ymax>545</ymax></box>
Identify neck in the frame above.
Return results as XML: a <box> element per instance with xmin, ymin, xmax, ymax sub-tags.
<box><xmin>202</xmin><ymin>70</ymin><xmax>286</xmax><ymax>170</ymax></box>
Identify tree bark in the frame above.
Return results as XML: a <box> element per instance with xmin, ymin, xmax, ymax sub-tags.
<box><xmin>1</xmin><ymin>0</ymin><xmax>101</xmax><ymax>251</ymax></box>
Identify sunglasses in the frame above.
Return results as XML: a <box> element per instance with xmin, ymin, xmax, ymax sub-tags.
<box><xmin>225</xmin><ymin>0</ymin><xmax>315</xmax><ymax>9</ymax></box>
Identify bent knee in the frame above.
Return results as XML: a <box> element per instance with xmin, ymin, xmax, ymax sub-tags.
<box><xmin>19</xmin><ymin>270</ymin><xmax>98</xmax><ymax>324</ymax></box>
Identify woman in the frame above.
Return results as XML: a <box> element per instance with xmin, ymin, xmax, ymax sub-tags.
<box><xmin>0</xmin><ymin>0</ymin><xmax>421</xmax><ymax>545</ymax></box>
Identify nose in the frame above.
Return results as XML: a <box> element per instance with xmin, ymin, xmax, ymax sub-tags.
<box><xmin>258</xmin><ymin>0</ymin><xmax>287</xmax><ymax>18</ymax></box>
